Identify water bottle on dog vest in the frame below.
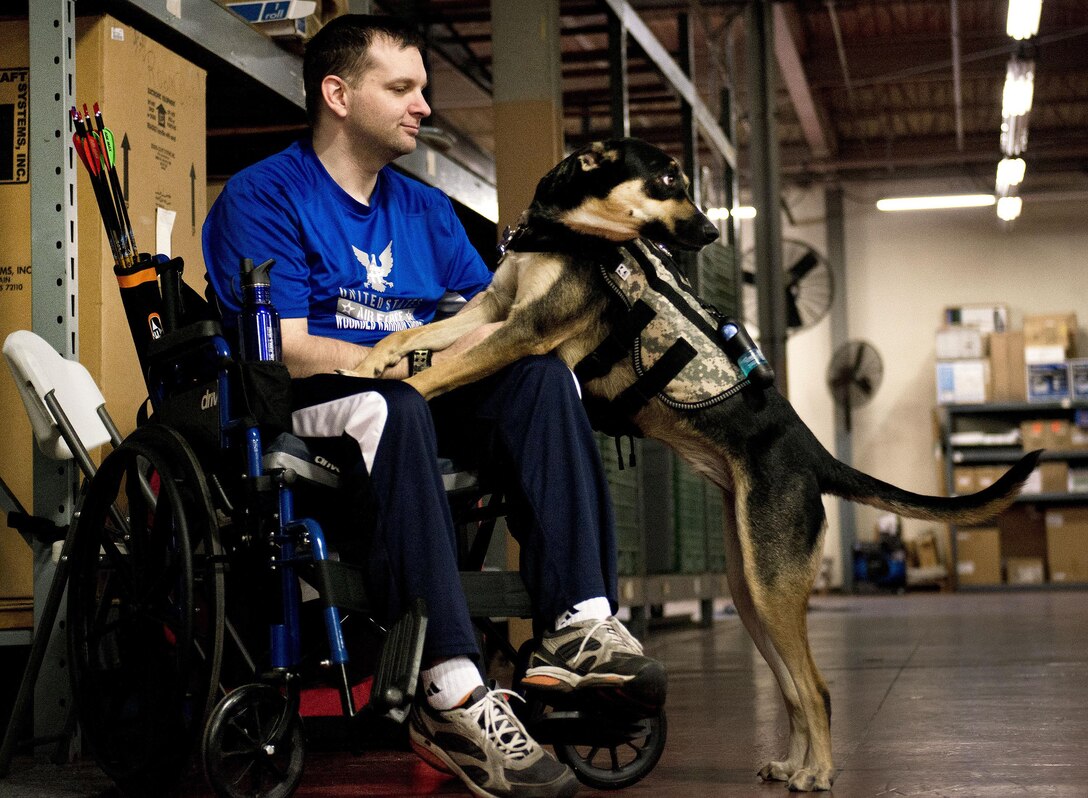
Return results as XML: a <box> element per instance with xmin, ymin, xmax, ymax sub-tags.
<box><xmin>239</xmin><ymin>257</ymin><xmax>282</xmax><ymax>362</ymax></box>
<box><xmin>720</xmin><ymin>318</ymin><xmax>775</xmax><ymax>388</ymax></box>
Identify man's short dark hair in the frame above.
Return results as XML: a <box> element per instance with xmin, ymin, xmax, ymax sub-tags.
<box><xmin>303</xmin><ymin>14</ymin><xmax>424</xmax><ymax>124</ymax></box>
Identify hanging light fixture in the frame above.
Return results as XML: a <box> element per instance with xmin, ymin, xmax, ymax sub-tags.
<box><xmin>996</xmin><ymin>196</ymin><xmax>1023</xmax><ymax>222</ymax></box>
<box><xmin>995</xmin><ymin>157</ymin><xmax>1026</xmax><ymax>194</ymax></box>
<box><xmin>1006</xmin><ymin>0</ymin><xmax>1043</xmax><ymax>40</ymax></box>
<box><xmin>1002</xmin><ymin>56</ymin><xmax>1035</xmax><ymax>117</ymax></box>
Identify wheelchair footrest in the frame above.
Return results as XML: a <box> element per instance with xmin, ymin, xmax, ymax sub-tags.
<box><xmin>368</xmin><ymin>598</ymin><xmax>427</xmax><ymax>723</ymax></box>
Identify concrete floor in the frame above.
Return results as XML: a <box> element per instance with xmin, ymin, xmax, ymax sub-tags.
<box><xmin>3</xmin><ymin>590</ymin><xmax>1086</xmax><ymax>797</ymax></box>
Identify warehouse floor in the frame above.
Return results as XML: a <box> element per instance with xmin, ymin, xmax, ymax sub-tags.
<box><xmin>3</xmin><ymin>590</ymin><xmax>1087</xmax><ymax>797</ymax></box>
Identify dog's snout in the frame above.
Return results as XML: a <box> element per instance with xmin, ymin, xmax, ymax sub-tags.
<box><xmin>698</xmin><ymin>214</ymin><xmax>720</xmax><ymax>245</ymax></box>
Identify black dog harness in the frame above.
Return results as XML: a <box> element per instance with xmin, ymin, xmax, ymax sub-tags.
<box><xmin>576</xmin><ymin>239</ymin><xmax>749</xmax><ymax>417</ymax></box>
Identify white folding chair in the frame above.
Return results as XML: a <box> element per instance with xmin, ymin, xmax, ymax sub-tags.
<box><xmin>0</xmin><ymin>330</ymin><xmax>123</xmax><ymax>774</ymax></box>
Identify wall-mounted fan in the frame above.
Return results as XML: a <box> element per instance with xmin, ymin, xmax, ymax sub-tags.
<box><xmin>826</xmin><ymin>340</ymin><xmax>883</xmax><ymax>431</ymax></box>
<box><xmin>742</xmin><ymin>239</ymin><xmax>834</xmax><ymax>337</ymax></box>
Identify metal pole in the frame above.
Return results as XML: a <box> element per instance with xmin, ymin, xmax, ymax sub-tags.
<box><xmin>606</xmin><ymin>6</ymin><xmax>630</xmax><ymax>139</ymax></box>
<box><xmin>745</xmin><ymin>0</ymin><xmax>787</xmax><ymax>388</ymax></box>
<box><xmin>826</xmin><ymin>185</ymin><xmax>856</xmax><ymax>592</ymax></box>
<box><xmin>28</xmin><ymin>0</ymin><xmax>80</xmax><ymax>759</ymax></box>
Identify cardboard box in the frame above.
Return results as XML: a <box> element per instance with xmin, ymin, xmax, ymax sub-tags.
<box><xmin>1024</xmin><ymin>313</ymin><xmax>1077</xmax><ymax>354</ymax></box>
<box><xmin>936</xmin><ymin>326</ymin><xmax>987</xmax><ymax>360</ymax></box>
<box><xmin>952</xmin><ymin>467</ymin><xmax>978</xmax><ymax>495</ymax></box>
<box><xmin>1022</xmin><ymin>418</ymin><xmax>1070</xmax><ymax>450</ymax></box>
<box><xmin>1021</xmin><ymin>419</ymin><xmax>1047</xmax><ymax>450</ymax></box>
<box><xmin>944</xmin><ymin>304</ymin><xmax>1008</xmax><ymax>334</ymax></box>
<box><xmin>990</xmin><ymin>330</ymin><xmax>1026</xmax><ymax>402</ymax></box>
<box><xmin>1022</xmin><ymin>462</ymin><xmax>1069</xmax><ymax>495</ymax></box>
<box><xmin>1045</xmin><ymin>508</ymin><xmax>1088</xmax><ymax>583</ymax></box>
<box><xmin>1026</xmin><ymin>362</ymin><xmax>1070</xmax><ymax>403</ymax></box>
<box><xmin>956</xmin><ymin>527</ymin><xmax>1002</xmax><ymax>586</ymax></box>
<box><xmin>1070</xmin><ymin>358</ymin><xmax>1088</xmax><ymax>401</ymax></box>
<box><xmin>1005</xmin><ymin>556</ymin><xmax>1045</xmax><ymax>585</ymax></box>
<box><xmin>0</xmin><ymin>18</ymin><xmax>206</xmax><ymax>599</ymax></box>
<box><xmin>912</xmin><ymin>532</ymin><xmax>941</xmax><ymax>569</ymax></box>
<box><xmin>936</xmin><ymin>359</ymin><xmax>990</xmax><ymax>405</ymax></box>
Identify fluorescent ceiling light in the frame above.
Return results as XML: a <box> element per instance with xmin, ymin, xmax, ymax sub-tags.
<box><xmin>997</xmin><ymin>196</ymin><xmax>1023</xmax><ymax>221</ymax></box>
<box><xmin>995</xmin><ymin>157</ymin><xmax>1026</xmax><ymax>193</ymax></box>
<box><xmin>1002</xmin><ymin>57</ymin><xmax>1035</xmax><ymax>117</ymax></box>
<box><xmin>1001</xmin><ymin>113</ymin><xmax>1030</xmax><ymax>156</ymax></box>
<box><xmin>1007</xmin><ymin>0</ymin><xmax>1042</xmax><ymax>40</ymax></box>
<box><xmin>876</xmin><ymin>195</ymin><xmax>996</xmax><ymax>212</ymax></box>
<box><xmin>704</xmin><ymin>206</ymin><xmax>757</xmax><ymax>220</ymax></box>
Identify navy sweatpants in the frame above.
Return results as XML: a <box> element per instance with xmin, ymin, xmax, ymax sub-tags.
<box><xmin>290</xmin><ymin>355</ymin><xmax>617</xmax><ymax>662</ymax></box>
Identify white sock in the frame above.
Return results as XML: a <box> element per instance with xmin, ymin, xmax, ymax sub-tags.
<box><xmin>555</xmin><ymin>596</ymin><xmax>612</xmax><ymax>630</ymax></box>
<box><xmin>420</xmin><ymin>656</ymin><xmax>484</xmax><ymax>711</ymax></box>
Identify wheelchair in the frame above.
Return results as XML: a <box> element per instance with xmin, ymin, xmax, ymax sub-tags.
<box><xmin>22</xmin><ymin>255</ymin><xmax>666</xmax><ymax>796</ymax></box>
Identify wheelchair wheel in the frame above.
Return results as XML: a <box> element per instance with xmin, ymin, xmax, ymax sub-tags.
<box><xmin>552</xmin><ymin>708</ymin><xmax>667</xmax><ymax>790</ymax></box>
<box><xmin>67</xmin><ymin>424</ymin><xmax>225</xmax><ymax>794</ymax></box>
<box><xmin>202</xmin><ymin>683</ymin><xmax>305</xmax><ymax>798</ymax></box>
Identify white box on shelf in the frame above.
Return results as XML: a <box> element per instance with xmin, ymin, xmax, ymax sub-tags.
<box><xmin>936</xmin><ymin>360</ymin><xmax>989</xmax><ymax>405</ymax></box>
<box><xmin>1025</xmin><ymin>345</ymin><xmax>1069</xmax><ymax>365</ymax></box>
<box><xmin>943</xmin><ymin>304</ymin><xmax>1008</xmax><ymax>334</ymax></box>
<box><xmin>936</xmin><ymin>327</ymin><xmax>987</xmax><ymax>360</ymax></box>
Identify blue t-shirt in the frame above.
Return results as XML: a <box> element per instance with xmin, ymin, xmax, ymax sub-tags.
<box><xmin>202</xmin><ymin>140</ymin><xmax>492</xmax><ymax>345</ymax></box>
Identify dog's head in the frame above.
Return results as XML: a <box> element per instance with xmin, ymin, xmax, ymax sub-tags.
<box><xmin>528</xmin><ymin>138</ymin><xmax>719</xmax><ymax>251</ymax></box>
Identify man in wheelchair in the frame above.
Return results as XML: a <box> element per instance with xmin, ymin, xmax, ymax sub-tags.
<box><xmin>203</xmin><ymin>14</ymin><xmax>665</xmax><ymax>798</ymax></box>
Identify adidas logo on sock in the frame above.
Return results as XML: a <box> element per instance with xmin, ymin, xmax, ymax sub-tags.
<box><xmin>425</xmin><ymin>683</ymin><xmax>442</xmax><ymax>697</ymax></box>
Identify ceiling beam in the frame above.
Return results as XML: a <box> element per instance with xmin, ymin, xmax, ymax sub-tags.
<box><xmin>773</xmin><ymin>3</ymin><xmax>834</xmax><ymax>160</ymax></box>
<box><xmin>601</xmin><ymin>0</ymin><xmax>736</xmax><ymax>166</ymax></box>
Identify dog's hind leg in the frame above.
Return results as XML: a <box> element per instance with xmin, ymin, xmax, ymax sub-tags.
<box><xmin>729</xmin><ymin>471</ymin><xmax>834</xmax><ymax>792</ymax></box>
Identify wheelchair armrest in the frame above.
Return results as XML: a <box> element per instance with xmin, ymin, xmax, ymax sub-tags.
<box><xmin>146</xmin><ymin>320</ymin><xmax>227</xmax><ymax>366</ymax></box>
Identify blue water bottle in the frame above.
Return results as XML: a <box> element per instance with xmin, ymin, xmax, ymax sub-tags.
<box><xmin>238</xmin><ymin>257</ymin><xmax>282</xmax><ymax>362</ymax></box>
<box><xmin>720</xmin><ymin>318</ymin><xmax>775</xmax><ymax>388</ymax></box>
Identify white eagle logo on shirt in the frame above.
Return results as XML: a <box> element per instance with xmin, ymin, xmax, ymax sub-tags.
<box><xmin>354</xmin><ymin>241</ymin><xmax>394</xmax><ymax>293</ymax></box>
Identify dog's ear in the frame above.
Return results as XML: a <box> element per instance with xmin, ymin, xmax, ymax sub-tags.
<box><xmin>577</xmin><ymin>141</ymin><xmax>620</xmax><ymax>172</ymax></box>
<box><xmin>578</xmin><ymin>147</ymin><xmax>604</xmax><ymax>172</ymax></box>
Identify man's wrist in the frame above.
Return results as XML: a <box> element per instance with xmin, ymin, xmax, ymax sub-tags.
<box><xmin>409</xmin><ymin>349</ymin><xmax>432</xmax><ymax>376</ymax></box>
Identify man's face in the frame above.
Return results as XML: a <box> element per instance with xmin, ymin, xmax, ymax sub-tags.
<box><xmin>342</xmin><ymin>37</ymin><xmax>430</xmax><ymax>162</ymax></box>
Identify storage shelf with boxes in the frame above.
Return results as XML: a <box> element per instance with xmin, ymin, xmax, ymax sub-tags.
<box><xmin>935</xmin><ymin>306</ymin><xmax>1087</xmax><ymax>589</ymax></box>
<box><xmin>940</xmin><ymin>401</ymin><xmax>1088</xmax><ymax>589</ymax></box>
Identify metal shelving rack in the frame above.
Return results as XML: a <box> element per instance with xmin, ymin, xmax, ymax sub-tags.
<box><xmin>940</xmin><ymin>400</ymin><xmax>1088</xmax><ymax>590</ymax></box>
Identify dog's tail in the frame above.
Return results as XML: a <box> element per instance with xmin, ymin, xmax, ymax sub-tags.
<box><xmin>819</xmin><ymin>449</ymin><xmax>1042</xmax><ymax>525</ymax></box>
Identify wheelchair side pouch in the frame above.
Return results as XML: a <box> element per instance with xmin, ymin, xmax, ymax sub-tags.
<box><xmin>239</xmin><ymin>360</ymin><xmax>293</xmax><ymax>437</ymax></box>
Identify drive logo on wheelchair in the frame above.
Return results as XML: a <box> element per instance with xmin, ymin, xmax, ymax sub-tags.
<box><xmin>201</xmin><ymin>387</ymin><xmax>218</xmax><ymax>411</ymax></box>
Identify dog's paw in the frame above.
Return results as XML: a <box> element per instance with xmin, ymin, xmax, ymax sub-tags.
<box><xmin>785</xmin><ymin>767</ymin><xmax>833</xmax><ymax>792</ymax></box>
<box><xmin>758</xmin><ymin>760</ymin><xmax>793</xmax><ymax>782</ymax></box>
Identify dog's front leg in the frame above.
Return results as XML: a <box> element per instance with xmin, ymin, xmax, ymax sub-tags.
<box><xmin>406</xmin><ymin>305</ymin><xmax>592</xmax><ymax>400</ymax></box>
<box><xmin>341</xmin><ymin>288</ymin><xmax>508</xmax><ymax>379</ymax></box>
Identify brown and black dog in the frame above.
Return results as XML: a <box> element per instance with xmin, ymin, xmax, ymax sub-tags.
<box><xmin>344</xmin><ymin>138</ymin><xmax>1039</xmax><ymax>792</ymax></box>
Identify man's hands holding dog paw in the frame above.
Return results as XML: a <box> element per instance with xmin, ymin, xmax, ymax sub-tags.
<box><xmin>338</xmin><ymin>321</ymin><xmax>502</xmax><ymax>380</ymax></box>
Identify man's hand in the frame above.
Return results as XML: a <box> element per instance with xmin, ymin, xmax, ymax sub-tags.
<box><xmin>281</xmin><ymin>317</ymin><xmax>409</xmax><ymax>379</ymax></box>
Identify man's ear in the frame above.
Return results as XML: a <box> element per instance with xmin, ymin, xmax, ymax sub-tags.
<box><xmin>320</xmin><ymin>75</ymin><xmax>351</xmax><ymax>120</ymax></box>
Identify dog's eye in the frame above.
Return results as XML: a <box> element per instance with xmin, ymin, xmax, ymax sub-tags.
<box><xmin>660</xmin><ymin>174</ymin><xmax>676</xmax><ymax>187</ymax></box>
